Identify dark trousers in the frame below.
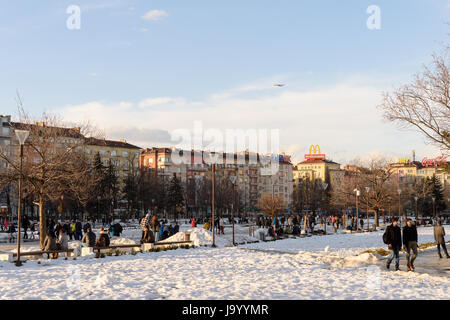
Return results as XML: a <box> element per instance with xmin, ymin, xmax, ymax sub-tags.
<box><xmin>23</xmin><ymin>228</ymin><xmax>28</xmax><ymax>239</ymax></box>
<box><xmin>405</xmin><ymin>241</ymin><xmax>418</xmax><ymax>265</ymax></box>
<box><xmin>437</xmin><ymin>242</ymin><xmax>449</xmax><ymax>257</ymax></box>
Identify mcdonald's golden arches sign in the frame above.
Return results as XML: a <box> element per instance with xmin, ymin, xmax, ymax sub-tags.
<box><xmin>305</xmin><ymin>145</ymin><xmax>326</xmax><ymax>160</ymax></box>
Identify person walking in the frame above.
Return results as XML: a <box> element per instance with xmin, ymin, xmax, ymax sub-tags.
<box><xmin>384</xmin><ymin>217</ymin><xmax>402</xmax><ymax>271</ymax></box>
<box><xmin>22</xmin><ymin>215</ymin><xmax>29</xmax><ymax>239</ymax></box>
<box><xmin>403</xmin><ymin>218</ymin><xmax>418</xmax><ymax>271</ymax></box>
<box><xmin>434</xmin><ymin>220</ymin><xmax>449</xmax><ymax>259</ymax></box>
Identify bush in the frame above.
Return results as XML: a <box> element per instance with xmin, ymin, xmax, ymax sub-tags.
<box><xmin>106</xmin><ymin>251</ymin><xmax>113</xmax><ymax>256</ymax></box>
<box><xmin>115</xmin><ymin>250</ymin><xmax>120</xmax><ymax>256</ymax></box>
<box><xmin>95</xmin><ymin>252</ymin><xmax>100</xmax><ymax>259</ymax></box>
<box><xmin>100</xmin><ymin>253</ymin><xmax>105</xmax><ymax>258</ymax></box>
<box><xmin>131</xmin><ymin>251</ymin><xmax>136</xmax><ymax>255</ymax></box>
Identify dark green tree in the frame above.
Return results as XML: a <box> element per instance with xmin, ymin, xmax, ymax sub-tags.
<box><xmin>167</xmin><ymin>173</ymin><xmax>184</xmax><ymax>221</ymax></box>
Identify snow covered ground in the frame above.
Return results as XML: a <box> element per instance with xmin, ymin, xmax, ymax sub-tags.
<box><xmin>0</xmin><ymin>225</ymin><xmax>448</xmax><ymax>300</ymax></box>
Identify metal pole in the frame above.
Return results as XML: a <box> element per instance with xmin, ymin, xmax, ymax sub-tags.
<box><xmin>415</xmin><ymin>198</ymin><xmax>418</xmax><ymax>223</ymax></box>
<box><xmin>232</xmin><ymin>182</ymin><xmax>235</xmax><ymax>246</ymax></box>
<box><xmin>211</xmin><ymin>163</ymin><xmax>216</xmax><ymax>247</ymax></box>
<box><xmin>366</xmin><ymin>196</ymin><xmax>369</xmax><ymax>231</ymax></box>
<box><xmin>16</xmin><ymin>144</ymin><xmax>23</xmax><ymax>267</ymax></box>
<box><xmin>356</xmin><ymin>194</ymin><xmax>359</xmax><ymax>232</ymax></box>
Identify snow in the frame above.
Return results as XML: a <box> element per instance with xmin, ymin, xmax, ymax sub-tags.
<box><xmin>0</xmin><ymin>224</ymin><xmax>448</xmax><ymax>299</ymax></box>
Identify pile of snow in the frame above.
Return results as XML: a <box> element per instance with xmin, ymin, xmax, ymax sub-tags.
<box><xmin>160</xmin><ymin>228</ymin><xmax>229</xmax><ymax>247</ymax></box>
<box><xmin>110</xmin><ymin>238</ymin><xmax>136</xmax><ymax>245</ymax></box>
<box><xmin>337</xmin><ymin>252</ymin><xmax>380</xmax><ymax>268</ymax></box>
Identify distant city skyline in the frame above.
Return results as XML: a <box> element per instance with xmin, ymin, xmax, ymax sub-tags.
<box><xmin>1</xmin><ymin>0</ymin><xmax>449</xmax><ymax>164</ymax></box>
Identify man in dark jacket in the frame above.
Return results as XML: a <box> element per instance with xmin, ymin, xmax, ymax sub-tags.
<box><xmin>385</xmin><ymin>218</ymin><xmax>402</xmax><ymax>271</ymax></box>
<box><xmin>75</xmin><ymin>219</ymin><xmax>83</xmax><ymax>240</ymax></box>
<box><xmin>113</xmin><ymin>223</ymin><xmax>123</xmax><ymax>237</ymax></box>
<box><xmin>96</xmin><ymin>228</ymin><xmax>110</xmax><ymax>248</ymax></box>
<box><xmin>403</xmin><ymin>219</ymin><xmax>418</xmax><ymax>271</ymax></box>
<box><xmin>81</xmin><ymin>227</ymin><xmax>96</xmax><ymax>247</ymax></box>
<box><xmin>434</xmin><ymin>220</ymin><xmax>449</xmax><ymax>259</ymax></box>
<box><xmin>22</xmin><ymin>215</ymin><xmax>29</xmax><ymax>239</ymax></box>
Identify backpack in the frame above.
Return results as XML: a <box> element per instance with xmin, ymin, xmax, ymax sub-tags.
<box><xmin>382</xmin><ymin>228</ymin><xmax>389</xmax><ymax>244</ymax></box>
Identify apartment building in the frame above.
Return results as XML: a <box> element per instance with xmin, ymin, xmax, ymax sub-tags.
<box><xmin>85</xmin><ymin>138</ymin><xmax>142</xmax><ymax>179</ymax></box>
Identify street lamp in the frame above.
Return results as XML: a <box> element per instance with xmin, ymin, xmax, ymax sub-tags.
<box><xmin>229</xmin><ymin>174</ymin><xmax>237</xmax><ymax>246</ymax></box>
<box><xmin>432</xmin><ymin>197</ymin><xmax>436</xmax><ymax>221</ymax></box>
<box><xmin>15</xmin><ymin>129</ymin><xmax>29</xmax><ymax>267</ymax></box>
<box><xmin>211</xmin><ymin>163</ymin><xmax>216</xmax><ymax>248</ymax></box>
<box><xmin>414</xmin><ymin>196</ymin><xmax>418</xmax><ymax>224</ymax></box>
<box><xmin>354</xmin><ymin>189</ymin><xmax>360</xmax><ymax>232</ymax></box>
<box><xmin>397</xmin><ymin>189</ymin><xmax>402</xmax><ymax>226</ymax></box>
<box><xmin>322</xmin><ymin>182</ymin><xmax>328</xmax><ymax>234</ymax></box>
<box><xmin>365</xmin><ymin>187</ymin><xmax>370</xmax><ymax>231</ymax></box>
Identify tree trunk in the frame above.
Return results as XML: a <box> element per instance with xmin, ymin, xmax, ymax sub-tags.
<box><xmin>39</xmin><ymin>195</ymin><xmax>46</xmax><ymax>249</ymax></box>
<box><xmin>374</xmin><ymin>210</ymin><xmax>379</xmax><ymax>228</ymax></box>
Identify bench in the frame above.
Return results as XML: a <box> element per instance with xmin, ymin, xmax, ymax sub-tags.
<box><xmin>12</xmin><ymin>249</ymin><xmax>75</xmax><ymax>259</ymax></box>
<box><xmin>89</xmin><ymin>240</ymin><xmax>194</xmax><ymax>255</ymax></box>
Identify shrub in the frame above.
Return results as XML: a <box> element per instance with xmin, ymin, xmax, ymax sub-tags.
<box><xmin>95</xmin><ymin>252</ymin><xmax>100</xmax><ymax>259</ymax></box>
<box><xmin>106</xmin><ymin>251</ymin><xmax>113</xmax><ymax>256</ymax></box>
<box><xmin>115</xmin><ymin>250</ymin><xmax>120</xmax><ymax>256</ymax></box>
<box><xmin>100</xmin><ymin>253</ymin><xmax>105</xmax><ymax>258</ymax></box>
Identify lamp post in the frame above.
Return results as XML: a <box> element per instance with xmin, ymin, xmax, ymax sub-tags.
<box><xmin>414</xmin><ymin>196</ymin><xmax>418</xmax><ymax>223</ymax></box>
<box><xmin>322</xmin><ymin>182</ymin><xmax>328</xmax><ymax>234</ymax></box>
<box><xmin>15</xmin><ymin>129</ymin><xmax>29</xmax><ymax>267</ymax></box>
<box><xmin>397</xmin><ymin>189</ymin><xmax>402</xmax><ymax>226</ymax></box>
<box><xmin>229</xmin><ymin>174</ymin><xmax>237</xmax><ymax>246</ymax></box>
<box><xmin>211</xmin><ymin>163</ymin><xmax>216</xmax><ymax>248</ymax></box>
<box><xmin>365</xmin><ymin>187</ymin><xmax>370</xmax><ymax>231</ymax></box>
<box><xmin>432</xmin><ymin>197</ymin><xmax>436</xmax><ymax>221</ymax></box>
<box><xmin>354</xmin><ymin>189</ymin><xmax>360</xmax><ymax>232</ymax></box>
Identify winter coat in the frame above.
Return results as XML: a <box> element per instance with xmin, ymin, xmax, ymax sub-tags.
<box><xmin>57</xmin><ymin>233</ymin><xmax>69</xmax><ymax>250</ymax></box>
<box><xmin>96</xmin><ymin>231</ymin><xmax>110</xmax><ymax>248</ymax></box>
<box><xmin>75</xmin><ymin>221</ymin><xmax>82</xmax><ymax>233</ymax></box>
<box><xmin>82</xmin><ymin>231</ymin><xmax>96</xmax><ymax>247</ymax></box>
<box><xmin>141</xmin><ymin>229</ymin><xmax>155</xmax><ymax>243</ymax></box>
<box><xmin>434</xmin><ymin>225</ymin><xmax>446</xmax><ymax>244</ymax></box>
<box><xmin>402</xmin><ymin>225</ymin><xmax>418</xmax><ymax>246</ymax></box>
<box><xmin>385</xmin><ymin>224</ymin><xmax>402</xmax><ymax>247</ymax></box>
<box><xmin>43</xmin><ymin>236</ymin><xmax>57</xmax><ymax>251</ymax></box>
<box><xmin>113</xmin><ymin>223</ymin><xmax>123</xmax><ymax>236</ymax></box>
<box><xmin>141</xmin><ymin>214</ymin><xmax>150</xmax><ymax>231</ymax></box>
<box><xmin>83</xmin><ymin>223</ymin><xmax>91</xmax><ymax>233</ymax></box>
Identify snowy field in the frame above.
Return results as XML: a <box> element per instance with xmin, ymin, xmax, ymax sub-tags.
<box><xmin>0</xmin><ymin>225</ymin><xmax>449</xmax><ymax>300</ymax></box>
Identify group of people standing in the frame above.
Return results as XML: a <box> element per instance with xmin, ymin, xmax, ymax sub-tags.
<box><xmin>139</xmin><ymin>214</ymin><xmax>180</xmax><ymax>244</ymax></box>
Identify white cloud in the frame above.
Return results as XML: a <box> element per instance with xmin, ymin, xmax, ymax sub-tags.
<box><xmin>52</xmin><ymin>77</ymin><xmax>442</xmax><ymax>165</ymax></box>
<box><xmin>142</xmin><ymin>10</ymin><xmax>169</xmax><ymax>21</ymax></box>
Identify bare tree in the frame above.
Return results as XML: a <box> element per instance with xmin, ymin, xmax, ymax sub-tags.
<box><xmin>257</xmin><ymin>194</ymin><xmax>286</xmax><ymax>218</ymax></box>
<box><xmin>379</xmin><ymin>48</ymin><xmax>450</xmax><ymax>154</ymax></box>
<box><xmin>0</xmin><ymin>105</ymin><xmax>99</xmax><ymax>247</ymax></box>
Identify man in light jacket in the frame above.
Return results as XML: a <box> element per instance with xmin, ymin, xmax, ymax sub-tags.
<box><xmin>434</xmin><ymin>220</ymin><xmax>449</xmax><ymax>259</ymax></box>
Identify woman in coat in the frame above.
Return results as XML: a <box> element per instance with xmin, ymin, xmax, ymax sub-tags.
<box><xmin>57</xmin><ymin>229</ymin><xmax>69</xmax><ymax>251</ymax></box>
<box><xmin>43</xmin><ymin>231</ymin><xmax>58</xmax><ymax>259</ymax></box>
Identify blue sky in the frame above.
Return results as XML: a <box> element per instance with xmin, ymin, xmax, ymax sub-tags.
<box><xmin>0</xmin><ymin>0</ymin><xmax>449</xmax><ymax>164</ymax></box>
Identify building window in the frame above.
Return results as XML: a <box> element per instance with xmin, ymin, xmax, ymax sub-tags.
<box><xmin>123</xmin><ymin>151</ymin><xmax>129</xmax><ymax>157</ymax></box>
<box><xmin>111</xmin><ymin>150</ymin><xmax>117</xmax><ymax>157</ymax></box>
